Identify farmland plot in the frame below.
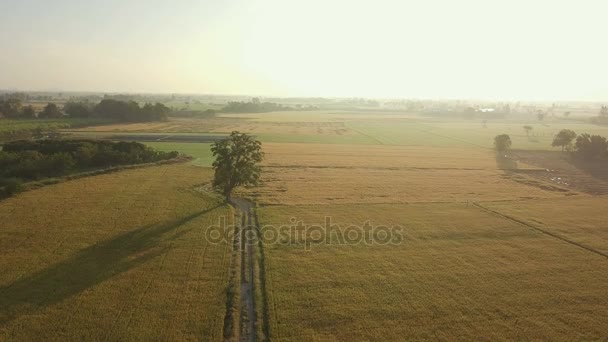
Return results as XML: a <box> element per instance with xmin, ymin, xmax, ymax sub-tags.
<box><xmin>257</xmin><ymin>203</ymin><xmax>608</xmax><ymax>340</ymax></box>
<box><xmin>0</xmin><ymin>164</ymin><xmax>233</xmax><ymax>340</ymax></box>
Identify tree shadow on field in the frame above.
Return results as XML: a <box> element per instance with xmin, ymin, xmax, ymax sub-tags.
<box><xmin>0</xmin><ymin>204</ymin><xmax>222</xmax><ymax>326</ymax></box>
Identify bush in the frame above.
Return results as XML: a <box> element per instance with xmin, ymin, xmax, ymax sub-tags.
<box><xmin>0</xmin><ymin>178</ymin><xmax>24</xmax><ymax>197</ymax></box>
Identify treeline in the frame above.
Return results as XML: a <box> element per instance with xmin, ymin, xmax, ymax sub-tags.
<box><xmin>0</xmin><ymin>139</ymin><xmax>178</xmax><ymax>197</ymax></box>
<box><xmin>0</xmin><ymin>97</ymin><xmax>170</xmax><ymax>122</ymax></box>
<box><xmin>221</xmin><ymin>98</ymin><xmax>318</xmax><ymax>113</ymax></box>
<box><xmin>496</xmin><ymin>129</ymin><xmax>608</xmax><ymax>161</ymax></box>
<box><xmin>590</xmin><ymin>105</ymin><xmax>608</xmax><ymax>125</ymax></box>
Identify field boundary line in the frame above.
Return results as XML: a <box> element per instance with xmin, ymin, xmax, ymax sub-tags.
<box><xmin>344</xmin><ymin>123</ymin><xmax>385</xmax><ymax>145</ymax></box>
<box><xmin>473</xmin><ymin>202</ymin><xmax>608</xmax><ymax>259</ymax></box>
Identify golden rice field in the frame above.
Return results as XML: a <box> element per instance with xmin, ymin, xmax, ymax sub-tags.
<box><xmin>481</xmin><ymin>196</ymin><xmax>608</xmax><ymax>255</ymax></box>
<box><xmin>240</xmin><ymin>143</ymin><xmax>574</xmax><ymax>205</ymax></box>
<box><xmin>5</xmin><ymin>111</ymin><xmax>608</xmax><ymax>340</ymax></box>
<box><xmin>257</xmin><ymin>203</ymin><xmax>608</xmax><ymax>340</ymax></box>
<box><xmin>64</xmin><ymin>116</ymin><xmax>357</xmax><ymax>136</ymax></box>
<box><xmin>0</xmin><ymin>164</ymin><xmax>233</xmax><ymax>340</ymax></box>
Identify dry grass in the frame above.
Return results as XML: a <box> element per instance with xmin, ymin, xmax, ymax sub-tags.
<box><xmin>481</xmin><ymin>196</ymin><xmax>608</xmax><ymax>255</ymax></box>
<box><xmin>0</xmin><ymin>164</ymin><xmax>233</xmax><ymax>340</ymax></box>
<box><xmin>261</xmin><ymin>143</ymin><xmax>538</xmax><ymax>169</ymax></box>
<box><xmin>64</xmin><ymin>117</ymin><xmax>238</xmax><ymax>133</ymax></box>
<box><xmin>65</xmin><ymin>116</ymin><xmax>357</xmax><ymax>136</ymax></box>
<box><xmin>257</xmin><ymin>203</ymin><xmax>608</xmax><ymax>341</ymax></box>
<box><xmin>240</xmin><ymin>144</ymin><xmax>572</xmax><ymax>205</ymax></box>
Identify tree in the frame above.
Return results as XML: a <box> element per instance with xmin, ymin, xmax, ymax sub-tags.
<box><xmin>600</xmin><ymin>105</ymin><xmax>608</xmax><ymax>117</ymax></box>
<box><xmin>552</xmin><ymin>129</ymin><xmax>577</xmax><ymax>151</ymax></box>
<box><xmin>21</xmin><ymin>105</ymin><xmax>36</xmax><ymax>119</ymax></box>
<box><xmin>38</xmin><ymin>103</ymin><xmax>63</xmax><ymax>118</ymax></box>
<box><xmin>523</xmin><ymin>125</ymin><xmax>533</xmax><ymax>136</ymax></box>
<box><xmin>537</xmin><ymin>111</ymin><xmax>545</xmax><ymax>121</ymax></box>
<box><xmin>64</xmin><ymin>101</ymin><xmax>93</xmax><ymax>118</ymax></box>
<box><xmin>0</xmin><ymin>98</ymin><xmax>23</xmax><ymax>118</ymax></box>
<box><xmin>563</xmin><ymin>111</ymin><xmax>571</xmax><ymax>118</ymax></box>
<box><xmin>211</xmin><ymin>131</ymin><xmax>264</xmax><ymax>201</ymax></box>
<box><xmin>494</xmin><ymin>134</ymin><xmax>512</xmax><ymax>153</ymax></box>
<box><xmin>575</xmin><ymin>133</ymin><xmax>608</xmax><ymax>160</ymax></box>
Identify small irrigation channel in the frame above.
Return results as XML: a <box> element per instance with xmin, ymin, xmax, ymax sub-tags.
<box><xmin>223</xmin><ymin>197</ymin><xmax>270</xmax><ymax>342</ymax></box>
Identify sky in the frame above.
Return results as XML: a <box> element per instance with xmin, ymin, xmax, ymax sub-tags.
<box><xmin>0</xmin><ymin>0</ymin><xmax>607</xmax><ymax>101</ymax></box>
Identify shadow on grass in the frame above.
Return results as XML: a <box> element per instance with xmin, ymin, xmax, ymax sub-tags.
<box><xmin>0</xmin><ymin>204</ymin><xmax>222</xmax><ymax>326</ymax></box>
<box><xmin>569</xmin><ymin>157</ymin><xmax>608</xmax><ymax>182</ymax></box>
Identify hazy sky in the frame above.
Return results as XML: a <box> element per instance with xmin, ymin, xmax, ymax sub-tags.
<box><xmin>1</xmin><ymin>0</ymin><xmax>606</xmax><ymax>100</ymax></box>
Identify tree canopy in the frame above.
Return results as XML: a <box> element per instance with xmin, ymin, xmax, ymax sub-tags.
<box><xmin>575</xmin><ymin>134</ymin><xmax>607</xmax><ymax>160</ymax></box>
<box><xmin>494</xmin><ymin>134</ymin><xmax>512</xmax><ymax>153</ymax></box>
<box><xmin>38</xmin><ymin>103</ymin><xmax>63</xmax><ymax>118</ymax></box>
<box><xmin>211</xmin><ymin>131</ymin><xmax>264</xmax><ymax>201</ymax></box>
<box><xmin>552</xmin><ymin>129</ymin><xmax>577</xmax><ymax>151</ymax></box>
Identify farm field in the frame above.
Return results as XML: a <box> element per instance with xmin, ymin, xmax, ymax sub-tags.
<box><xmin>63</xmin><ymin>111</ymin><xmax>608</xmax><ymax>151</ymax></box>
<box><xmin>144</xmin><ymin>142</ymin><xmax>214</xmax><ymax>166</ymax></box>
<box><xmin>257</xmin><ymin>203</ymin><xmax>608</xmax><ymax>340</ymax></box>
<box><xmin>480</xmin><ymin>196</ymin><xmax>608</xmax><ymax>255</ymax></box>
<box><xmin>238</xmin><ymin>143</ymin><xmax>574</xmax><ymax>205</ymax></box>
<box><xmin>0</xmin><ymin>164</ymin><xmax>233</xmax><ymax>340</ymax></box>
<box><xmin>4</xmin><ymin>109</ymin><xmax>608</xmax><ymax>340</ymax></box>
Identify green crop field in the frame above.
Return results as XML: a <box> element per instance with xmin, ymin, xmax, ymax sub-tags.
<box><xmin>144</xmin><ymin>142</ymin><xmax>215</xmax><ymax>166</ymax></box>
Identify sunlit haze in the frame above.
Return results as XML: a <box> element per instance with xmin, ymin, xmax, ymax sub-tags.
<box><xmin>1</xmin><ymin>0</ymin><xmax>607</xmax><ymax>100</ymax></box>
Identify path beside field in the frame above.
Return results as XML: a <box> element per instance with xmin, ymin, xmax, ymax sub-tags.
<box><xmin>225</xmin><ymin>197</ymin><xmax>269</xmax><ymax>342</ymax></box>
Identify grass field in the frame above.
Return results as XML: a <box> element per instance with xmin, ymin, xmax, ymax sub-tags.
<box><xmin>257</xmin><ymin>203</ymin><xmax>608</xmax><ymax>340</ymax></box>
<box><xmin>62</xmin><ymin>111</ymin><xmax>608</xmax><ymax>151</ymax></box>
<box><xmin>144</xmin><ymin>142</ymin><xmax>215</xmax><ymax>167</ymax></box>
<box><xmin>5</xmin><ymin>109</ymin><xmax>608</xmax><ymax>340</ymax></box>
<box><xmin>238</xmin><ymin>143</ymin><xmax>572</xmax><ymax>205</ymax></box>
<box><xmin>0</xmin><ymin>164</ymin><xmax>233</xmax><ymax>340</ymax></box>
<box><xmin>480</xmin><ymin>196</ymin><xmax>608</xmax><ymax>255</ymax></box>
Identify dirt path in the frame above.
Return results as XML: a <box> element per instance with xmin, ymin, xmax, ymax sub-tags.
<box><xmin>229</xmin><ymin>197</ymin><xmax>263</xmax><ymax>342</ymax></box>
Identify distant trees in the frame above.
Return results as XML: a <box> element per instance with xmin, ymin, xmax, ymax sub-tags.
<box><xmin>93</xmin><ymin>99</ymin><xmax>169</xmax><ymax>121</ymax></box>
<box><xmin>221</xmin><ymin>98</ymin><xmax>317</xmax><ymax>113</ymax></box>
<box><xmin>0</xmin><ymin>97</ymin><xmax>170</xmax><ymax>122</ymax></box>
<box><xmin>552</xmin><ymin>129</ymin><xmax>577</xmax><ymax>151</ymax></box>
<box><xmin>21</xmin><ymin>105</ymin><xmax>36</xmax><ymax>119</ymax></box>
<box><xmin>494</xmin><ymin>134</ymin><xmax>512</xmax><ymax>153</ymax></box>
<box><xmin>38</xmin><ymin>103</ymin><xmax>63</xmax><ymax>118</ymax></box>
<box><xmin>211</xmin><ymin>132</ymin><xmax>264</xmax><ymax>201</ymax></box>
<box><xmin>523</xmin><ymin>125</ymin><xmax>533</xmax><ymax>136</ymax></box>
<box><xmin>64</xmin><ymin>101</ymin><xmax>94</xmax><ymax>118</ymax></box>
<box><xmin>574</xmin><ymin>134</ymin><xmax>607</xmax><ymax>160</ymax></box>
<box><xmin>537</xmin><ymin>111</ymin><xmax>545</xmax><ymax>121</ymax></box>
<box><xmin>0</xmin><ymin>98</ymin><xmax>23</xmax><ymax>118</ymax></box>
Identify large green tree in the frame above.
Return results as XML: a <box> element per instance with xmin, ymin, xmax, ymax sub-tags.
<box><xmin>211</xmin><ymin>131</ymin><xmax>264</xmax><ymax>201</ymax></box>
